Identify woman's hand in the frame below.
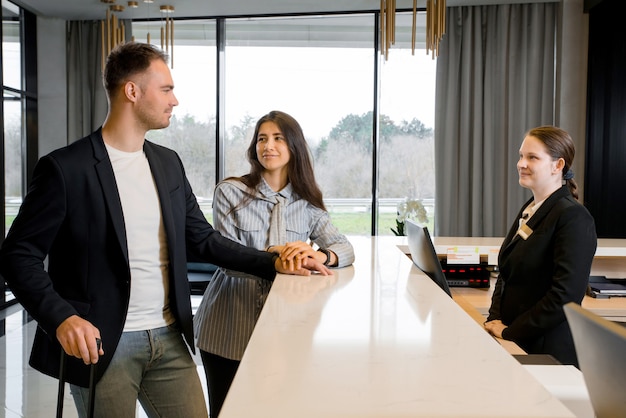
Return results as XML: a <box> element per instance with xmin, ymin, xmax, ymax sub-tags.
<box><xmin>484</xmin><ymin>319</ymin><xmax>507</xmax><ymax>339</ymax></box>
<box><xmin>278</xmin><ymin>240</ymin><xmax>317</xmax><ymax>260</ymax></box>
<box><xmin>270</xmin><ymin>241</ymin><xmax>336</xmax><ymax>271</ymax></box>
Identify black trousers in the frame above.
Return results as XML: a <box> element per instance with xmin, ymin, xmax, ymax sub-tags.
<box><xmin>200</xmin><ymin>350</ymin><xmax>240</xmax><ymax>418</ymax></box>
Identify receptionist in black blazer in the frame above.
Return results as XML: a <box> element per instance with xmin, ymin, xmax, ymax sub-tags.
<box><xmin>485</xmin><ymin>126</ymin><xmax>597</xmax><ymax>366</ymax></box>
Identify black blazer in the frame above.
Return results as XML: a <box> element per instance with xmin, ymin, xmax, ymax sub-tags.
<box><xmin>0</xmin><ymin>129</ymin><xmax>277</xmax><ymax>387</ymax></box>
<box><xmin>488</xmin><ymin>186</ymin><xmax>597</xmax><ymax>365</ymax></box>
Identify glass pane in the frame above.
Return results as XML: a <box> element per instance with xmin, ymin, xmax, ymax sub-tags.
<box><xmin>3</xmin><ymin>0</ymin><xmax>23</xmax><ymax>235</ymax></box>
<box><xmin>2</xmin><ymin>0</ymin><xmax>21</xmax><ymax>89</ymax></box>
<box><xmin>3</xmin><ymin>95</ymin><xmax>22</xmax><ymax>234</ymax></box>
<box><xmin>137</xmin><ymin>20</ymin><xmax>217</xmax><ymax>222</ymax></box>
<box><xmin>378</xmin><ymin>12</ymin><xmax>436</xmax><ymax>236</ymax></box>
<box><xmin>225</xmin><ymin>14</ymin><xmax>375</xmax><ymax>235</ymax></box>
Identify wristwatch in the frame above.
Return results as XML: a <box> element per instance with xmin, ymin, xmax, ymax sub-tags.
<box><xmin>318</xmin><ymin>248</ymin><xmax>331</xmax><ymax>266</ymax></box>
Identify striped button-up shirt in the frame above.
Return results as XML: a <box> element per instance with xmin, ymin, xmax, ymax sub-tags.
<box><xmin>194</xmin><ymin>178</ymin><xmax>355</xmax><ymax>360</ymax></box>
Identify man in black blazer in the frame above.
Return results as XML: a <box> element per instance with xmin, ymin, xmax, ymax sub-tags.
<box><xmin>0</xmin><ymin>42</ymin><xmax>330</xmax><ymax>418</ymax></box>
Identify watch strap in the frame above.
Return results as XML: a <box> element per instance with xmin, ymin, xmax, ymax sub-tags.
<box><xmin>318</xmin><ymin>248</ymin><xmax>331</xmax><ymax>266</ymax></box>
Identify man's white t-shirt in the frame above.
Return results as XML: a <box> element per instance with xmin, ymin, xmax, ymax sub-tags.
<box><xmin>106</xmin><ymin>143</ymin><xmax>174</xmax><ymax>331</ymax></box>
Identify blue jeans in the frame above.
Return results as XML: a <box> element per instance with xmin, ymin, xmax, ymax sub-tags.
<box><xmin>70</xmin><ymin>324</ymin><xmax>208</xmax><ymax>418</ymax></box>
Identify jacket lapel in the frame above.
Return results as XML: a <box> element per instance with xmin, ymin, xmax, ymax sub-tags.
<box><xmin>143</xmin><ymin>142</ymin><xmax>176</xmax><ymax>253</ymax></box>
<box><xmin>501</xmin><ymin>197</ymin><xmax>532</xmax><ymax>254</ymax></box>
<box><xmin>500</xmin><ymin>186</ymin><xmax>570</xmax><ymax>257</ymax></box>
<box><xmin>90</xmin><ymin>130</ymin><xmax>129</xmax><ymax>264</ymax></box>
<box><xmin>522</xmin><ymin>186</ymin><xmax>569</xmax><ymax>232</ymax></box>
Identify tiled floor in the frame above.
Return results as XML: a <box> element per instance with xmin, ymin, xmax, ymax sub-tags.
<box><xmin>0</xmin><ymin>297</ymin><xmax>208</xmax><ymax>418</ymax></box>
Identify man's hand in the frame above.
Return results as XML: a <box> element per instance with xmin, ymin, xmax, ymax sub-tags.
<box><xmin>56</xmin><ymin>315</ymin><xmax>104</xmax><ymax>365</ymax></box>
<box><xmin>274</xmin><ymin>254</ymin><xmax>333</xmax><ymax>276</ymax></box>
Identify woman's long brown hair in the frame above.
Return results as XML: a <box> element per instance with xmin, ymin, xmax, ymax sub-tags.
<box><xmin>226</xmin><ymin>110</ymin><xmax>326</xmax><ymax>211</ymax></box>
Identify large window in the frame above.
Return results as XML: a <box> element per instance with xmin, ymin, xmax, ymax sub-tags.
<box><xmin>3</xmin><ymin>11</ymin><xmax>437</xmax><ymax>239</ymax></box>
<box><xmin>2</xmin><ymin>0</ymin><xmax>29</xmax><ymax>309</ymax></box>
<box><xmin>2</xmin><ymin>0</ymin><xmax>22</xmax><ymax>236</ymax></box>
<box><xmin>134</xmin><ymin>13</ymin><xmax>436</xmax><ymax>235</ymax></box>
<box><xmin>135</xmin><ymin>20</ymin><xmax>218</xmax><ymax>220</ymax></box>
<box><xmin>378</xmin><ymin>12</ymin><xmax>436</xmax><ymax>234</ymax></box>
<box><xmin>224</xmin><ymin>15</ymin><xmax>377</xmax><ymax>234</ymax></box>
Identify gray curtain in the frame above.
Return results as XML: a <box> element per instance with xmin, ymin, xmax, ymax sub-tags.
<box><xmin>434</xmin><ymin>3</ymin><xmax>557</xmax><ymax>237</ymax></box>
<box><xmin>67</xmin><ymin>20</ymin><xmax>108</xmax><ymax>141</ymax></box>
<box><xmin>67</xmin><ymin>19</ymin><xmax>132</xmax><ymax>142</ymax></box>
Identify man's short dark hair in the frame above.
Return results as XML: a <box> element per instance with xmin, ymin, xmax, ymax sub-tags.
<box><xmin>103</xmin><ymin>42</ymin><xmax>169</xmax><ymax>98</ymax></box>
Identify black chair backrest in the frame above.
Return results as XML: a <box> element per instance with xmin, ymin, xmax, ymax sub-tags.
<box><xmin>564</xmin><ymin>302</ymin><xmax>626</xmax><ymax>418</ymax></box>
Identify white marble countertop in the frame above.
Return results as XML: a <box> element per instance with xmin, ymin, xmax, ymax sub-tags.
<box><xmin>219</xmin><ymin>236</ymin><xmax>577</xmax><ymax>417</ymax></box>
<box><xmin>523</xmin><ymin>365</ymin><xmax>594</xmax><ymax>418</ymax></box>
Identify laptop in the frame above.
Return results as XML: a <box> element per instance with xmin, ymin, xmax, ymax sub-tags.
<box><xmin>564</xmin><ymin>302</ymin><xmax>626</xmax><ymax>418</ymax></box>
<box><xmin>405</xmin><ymin>219</ymin><xmax>452</xmax><ymax>297</ymax></box>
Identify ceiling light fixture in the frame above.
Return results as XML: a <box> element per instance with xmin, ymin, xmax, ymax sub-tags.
<box><xmin>380</xmin><ymin>0</ymin><xmax>446</xmax><ymax>60</ymax></box>
<box><xmin>100</xmin><ymin>1</ymin><xmax>127</xmax><ymax>71</ymax></box>
<box><xmin>98</xmin><ymin>1</ymin><xmax>176</xmax><ymax>69</ymax></box>
<box><xmin>380</xmin><ymin>0</ymin><xmax>395</xmax><ymax>60</ymax></box>
<box><xmin>160</xmin><ymin>5</ymin><xmax>175</xmax><ymax>68</ymax></box>
<box><xmin>425</xmin><ymin>0</ymin><xmax>446</xmax><ymax>58</ymax></box>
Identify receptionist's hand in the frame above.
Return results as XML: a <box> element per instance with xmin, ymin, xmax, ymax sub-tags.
<box><xmin>484</xmin><ymin>319</ymin><xmax>507</xmax><ymax>339</ymax></box>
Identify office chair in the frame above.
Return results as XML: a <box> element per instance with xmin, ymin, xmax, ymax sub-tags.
<box><xmin>564</xmin><ymin>302</ymin><xmax>626</xmax><ymax>418</ymax></box>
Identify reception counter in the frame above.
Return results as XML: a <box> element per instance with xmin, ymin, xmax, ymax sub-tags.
<box><xmin>427</xmin><ymin>237</ymin><xmax>626</xmax><ymax>322</ymax></box>
<box><xmin>219</xmin><ymin>236</ymin><xmax>581</xmax><ymax>418</ymax></box>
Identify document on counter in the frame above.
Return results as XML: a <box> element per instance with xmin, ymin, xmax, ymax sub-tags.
<box><xmin>488</xmin><ymin>248</ymin><xmax>499</xmax><ymax>266</ymax></box>
<box><xmin>446</xmin><ymin>246</ymin><xmax>480</xmax><ymax>265</ymax></box>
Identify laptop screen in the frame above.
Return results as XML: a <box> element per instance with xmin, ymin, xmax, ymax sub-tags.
<box><xmin>405</xmin><ymin>219</ymin><xmax>452</xmax><ymax>297</ymax></box>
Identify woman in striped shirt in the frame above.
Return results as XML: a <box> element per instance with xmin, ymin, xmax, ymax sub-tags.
<box><xmin>193</xmin><ymin>110</ymin><xmax>355</xmax><ymax>416</ymax></box>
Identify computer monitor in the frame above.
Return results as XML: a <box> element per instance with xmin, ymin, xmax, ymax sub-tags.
<box><xmin>405</xmin><ymin>219</ymin><xmax>452</xmax><ymax>297</ymax></box>
<box><xmin>564</xmin><ymin>302</ymin><xmax>626</xmax><ymax>418</ymax></box>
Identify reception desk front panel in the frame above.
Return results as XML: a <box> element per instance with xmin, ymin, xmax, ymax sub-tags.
<box><xmin>219</xmin><ymin>236</ymin><xmax>574</xmax><ymax>417</ymax></box>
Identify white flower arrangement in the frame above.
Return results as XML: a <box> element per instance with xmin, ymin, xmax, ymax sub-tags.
<box><xmin>391</xmin><ymin>197</ymin><xmax>428</xmax><ymax>236</ymax></box>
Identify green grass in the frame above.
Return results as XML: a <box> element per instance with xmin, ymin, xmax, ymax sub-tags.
<box><xmin>5</xmin><ymin>213</ymin><xmax>431</xmax><ymax>236</ymax></box>
<box><xmin>201</xmin><ymin>205</ymin><xmax>417</xmax><ymax>235</ymax></box>
<box><xmin>329</xmin><ymin>212</ymin><xmax>433</xmax><ymax>235</ymax></box>
<box><xmin>5</xmin><ymin>216</ymin><xmax>16</xmax><ymax>230</ymax></box>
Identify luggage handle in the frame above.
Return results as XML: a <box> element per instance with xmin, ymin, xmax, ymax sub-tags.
<box><xmin>56</xmin><ymin>338</ymin><xmax>101</xmax><ymax>418</ymax></box>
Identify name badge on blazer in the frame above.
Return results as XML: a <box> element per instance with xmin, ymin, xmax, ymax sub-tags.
<box><xmin>518</xmin><ymin>224</ymin><xmax>533</xmax><ymax>240</ymax></box>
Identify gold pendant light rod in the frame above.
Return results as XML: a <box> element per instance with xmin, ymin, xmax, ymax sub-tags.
<box><xmin>382</xmin><ymin>0</ymin><xmax>446</xmax><ymax>61</ymax></box>
<box><xmin>426</xmin><ymin>0</ymin><xmax>446</xmax><ymax>59</ymax></box>
<box><xmin>99</xmin><ymin>1</ymin><xmax>176</xmax><ymax>70</ymax></box>
<box><xmin>100</xmin><ymin>1</ymin><xmax>127</xmax><ymax>71</ymax></box>
<box><xmin>380</xmin><ymin>0</ymin><xmax>397</xmax><ymax>60</ymax></box>
<box><xmin>160</xmin><ymin>5</ymin><xmax>175</xmax><ymax>69</ymax></box>
<box><xmin>411</xmin><ymin>0</ymin><xmax>417</xmax><ymax>55</ymax></box>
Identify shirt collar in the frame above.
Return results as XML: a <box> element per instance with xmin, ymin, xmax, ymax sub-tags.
<box><xmin>259</xmin><ymin>178</ymin><xmax>293</xmax><ymax>201</ymax></box>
